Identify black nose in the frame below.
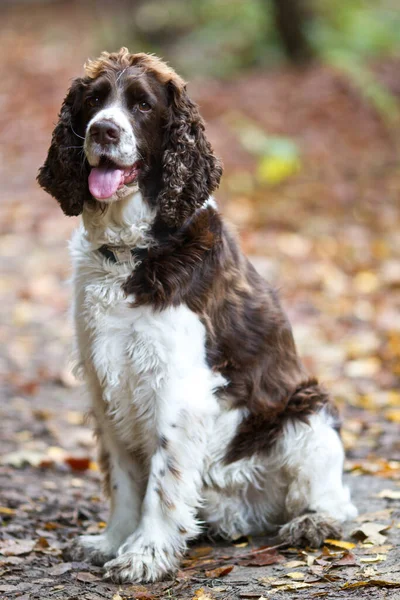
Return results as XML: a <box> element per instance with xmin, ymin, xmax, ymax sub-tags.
<box><xmin>90</xmin><ymin>120</ymin><xmax>120</xmax><ymax>145</ymax></box>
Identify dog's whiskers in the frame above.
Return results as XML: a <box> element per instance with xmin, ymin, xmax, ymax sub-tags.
<box><xmin>71</xmin><ymin>125</ymin><xmax>85</xmax><ymax>140</ymax></box>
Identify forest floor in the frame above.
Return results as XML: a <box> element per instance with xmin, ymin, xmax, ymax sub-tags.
<box><xmin>1</xmin><ymin>3</ymin><xmax>400</xmax><ymax>599</ymax></box>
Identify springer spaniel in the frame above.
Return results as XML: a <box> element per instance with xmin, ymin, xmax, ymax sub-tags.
<box><xmin>38</xmin><ymin>48</ymin><xmax>357</xmax><ymax>583</ymax></box>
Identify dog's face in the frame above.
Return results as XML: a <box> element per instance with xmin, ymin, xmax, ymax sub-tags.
<box><xmin>81</xmin><ymin>68</ymin><xmax>168</xmax><ymax>203</ymax></box>
<box><xmin>37</xmin><ymin>49</ymin><xmax>223</xmax><ymax>227</ymax></box>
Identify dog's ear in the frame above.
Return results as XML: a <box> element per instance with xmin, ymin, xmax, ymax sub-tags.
<box><xmin>37</xmin><ymin>78</ymin><xmax>92</xmax><ymax>216</ymax></box>
<box><xmin>158</xmin><ymin>80</ymin><xmax>223</xmax><ymax>227</ymax></box>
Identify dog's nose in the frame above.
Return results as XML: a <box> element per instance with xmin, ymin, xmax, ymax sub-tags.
<box><xmin>90</xmin><ymin>120</ymin><xmax>120</xmax><ymax>145</ymax></box>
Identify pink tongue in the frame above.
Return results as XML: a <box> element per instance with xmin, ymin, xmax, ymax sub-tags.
<box><xmin>88</xmin><ymin>166</ymin><xmax>124</xmax><ymax>200</ymax></box>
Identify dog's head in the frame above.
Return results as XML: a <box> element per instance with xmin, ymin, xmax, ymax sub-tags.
<box><xmin>38</xmin><ymin>48</ymin><xmax>222</xmax><ymax>227</ymax></box>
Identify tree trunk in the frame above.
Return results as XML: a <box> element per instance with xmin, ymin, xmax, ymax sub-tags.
<box><xmin>271</xmin><ymin>0</ymin><xmax>315</xmax><ymax>65</ymax></box>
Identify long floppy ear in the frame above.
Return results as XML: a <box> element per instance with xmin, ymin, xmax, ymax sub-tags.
<box><xmin>158</xmin><ymin>80</ymin><xmax>223</xmax><ymax>227</ymax></box>
<box><xmin>37</xmin><ymin>78</ymin><xmax>92</xmax><ymax>216</ymax></box>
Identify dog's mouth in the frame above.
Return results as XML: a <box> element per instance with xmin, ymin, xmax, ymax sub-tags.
<box><xmin>88</xmin><ymin>157</ymin><xmax>142</xmax><ymax>201</ymax></box>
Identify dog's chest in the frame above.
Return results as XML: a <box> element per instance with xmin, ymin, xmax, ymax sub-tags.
<box><xmin>74</xmin><ymin>257</ymin><xmax>219</xmax><ymax>453</ymax></box>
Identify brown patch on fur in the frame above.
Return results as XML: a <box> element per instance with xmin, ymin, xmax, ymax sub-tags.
<box><xmin>224</xmin><ymin>378</ymin><xmax>333</xmax><ymax>463</ymax></box>
<box><xmin>155</xmin><ymin>486</ymin><xmax>176</xmax><ymax>511</ymax></box>
<box><xmin>160</xmin><ymin>435</ymin><xmax>169</xmax><ymax>450</ymax></box>
<box><xmin>84</xmin><ymin>47</ymin><xmax>185</xmax><ymax>87</ymax></box>
<box><xmin>167</xmin><ymin>457</ymin><xmax>182</xmax><ymax>480</ymax></box>
<box><xmin>124</xmin><ymin>206</ymin><xmax>221</xmax><ymax>308</ymax></box>
<box><xmin>178</xmin><ymin>525</ymin><xmax>188</xmax><ymax>534</ymax></box>
<box><xmin>126</xmin><ymin>206</ymin><xmax>339</xmax><ymax>462</ymax></box>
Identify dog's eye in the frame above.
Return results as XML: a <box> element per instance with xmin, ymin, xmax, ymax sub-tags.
<box><xmin>86</xmin><ymin>97</ymin><xmax>100</xmax><ymax>109</ymax></box>
<box><xmin>138</xmin><ymin>101</ymin><xmax>151</xmax><ymax>113</ymax></box>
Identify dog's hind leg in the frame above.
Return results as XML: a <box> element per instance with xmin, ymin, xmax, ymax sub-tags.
<box><xmin>277</xmin><ymin>408</ymin><xmax>357</xmax><ymax>547</ymax></box>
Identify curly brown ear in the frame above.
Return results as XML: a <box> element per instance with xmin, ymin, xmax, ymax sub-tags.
<box><xmin>37</xmin><ymin>78</ymin><xmax>92</xmax><ymax>216</ymax></box>
<box><xmin>158</xmin><ymin>80</ymin><xmax>223</xmax><ymax>227</ymax></box>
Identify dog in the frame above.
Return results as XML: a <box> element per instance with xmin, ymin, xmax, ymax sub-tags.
<box><xmin>38</xmin><ymin>48</ymin><xmax>357</xmax><ymax>583</ymax></box>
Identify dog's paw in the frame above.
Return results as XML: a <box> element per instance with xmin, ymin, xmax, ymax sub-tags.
<box><xmin>103</xmin><ymin>539</ymin><xmax>179</xmax><ymax>583</ymax></box>
<box><xmin>65</xmin><ymin>534</ymin><xmax>118</xmax><ymax>566</ymax></box>
<box><xmin>278</xmin><ymin>512</ymin><xmax>342</xmax><ymax>548</ymax></box>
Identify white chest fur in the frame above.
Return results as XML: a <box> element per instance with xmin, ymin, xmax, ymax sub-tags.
<box><xmin>70</xmin><ymin>192</ymin><xmax>224</xmax><ymax>457</ymax></box>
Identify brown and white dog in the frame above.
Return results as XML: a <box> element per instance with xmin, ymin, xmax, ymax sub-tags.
<box><xmin>38</xmin><ymin>48</ymin><xmax>357</xmax><ymax>583</ymax></box>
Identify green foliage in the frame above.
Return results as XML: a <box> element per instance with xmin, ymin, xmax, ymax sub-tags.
<box><xmin>229</xmin><ymin>116</ymin><xmax>302</xmax><ymax>185</ymax></box>
<box><xmin>310</xmin><ymin>0</ymin><xmax>400</xmax><ymax>63</ymax></box>
<box><xmin>99</xmin><ymin>0</ymin><xmax>400</xmax><ymax>82</ymax></box>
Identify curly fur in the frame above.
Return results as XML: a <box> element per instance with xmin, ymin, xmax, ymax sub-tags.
<box><xmin>37</xmin><ymin>79</ymin><xmax>93</xmax><ymax>216</ymax></box>
<box><xmin>158</xmin><ymin>81</ymin><xmax>223</xmax><ymax>227</ymax></box>
<box><xmin>37</xmin><ymin>48</ymin><xmax>222</xmax><ymax>226</ymax></box>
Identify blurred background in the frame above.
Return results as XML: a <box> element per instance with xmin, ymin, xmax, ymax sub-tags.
<box><xmin>1</xmin><ymin>0</ymin><xmax>400</xmax><ymax>478</ymax></box>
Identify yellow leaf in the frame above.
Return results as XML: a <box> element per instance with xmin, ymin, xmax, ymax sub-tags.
<box><xmin>353</xmin><ymin>271</ymin><xmax>379</xmax><ymax>294</ymax></box>
<box><xmin>286</xmin><ymin>572</ymin><xmax>305</xmax><ymax>580</ymax></box>
<box><xmin>324</xmin><ymin>539</ymin><xmax>356</xmax><ymax>550</ymax></box>
<box><xmin>360</xmin><ymin>554</ymin><xmax>387</xmax><ymax>563</ymax></box>
<box><xmin>257</xmin><ymin>156</ymin><xmax>300</xmax><ymax>185</ymax></box>
<box><xmin>193</xmin><ymin>590</ymin><xmax>214</xmax><ymax>600</ymax></box>
<box><xmin>0</xmin><ymin>507</ymin><xmax>16</xmax><ymax>516</ymax></box>
<box><xmin>385</xmin><ymin>408</ymin><xmax>400</xmax><ymax>423</ymax></box>
<box><xmin>272</xmin><ymin>582</ymin><xmax>312</xmax><ymax>591</ymax></box>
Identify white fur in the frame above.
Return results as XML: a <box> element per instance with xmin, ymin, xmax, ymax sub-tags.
<box><xmin>71</xmin><ymin>191</ymin><xmax>356</xmax><ymax>582</ymax></box>
<box><xmin>84</xmin><ymin>104</ymin><xmax>140</xmax><ymax>203</ymax></box>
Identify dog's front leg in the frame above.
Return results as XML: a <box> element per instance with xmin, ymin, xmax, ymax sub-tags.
<box><xmin>103</xmin><ymin>395</ymin><xmax>215</xmax><ymax>583</ymax></box>
<box><xmin>73</xmin><ymin>425</ymin><xmax>144</xmax><ymax>565</ymax></box>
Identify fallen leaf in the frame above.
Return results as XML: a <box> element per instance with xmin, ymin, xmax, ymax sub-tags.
<box><xmin>355</xmin><ymin>509</ymin><xmax>393</xmax><ymax>522</ymax></box>
<box><xmin>384</xmin><ymin>408</ymin><xmax>400</xmax><ymax>423</ymax></box>
<box><xmin>363</xmin><ymin>544</ymin><xmax>392</xmax><ymax>554</ymax></box>
<box><xmin>342</xmin><ymin>579</ymin><xmax>400</xmax><ymax>589</ymax></box>
<box><xmin>333</xmin><ymin>552</ymin><xmax>358</xmax><ymax>567</ymax></box>
<box><xmin>0</xmin><ymin>539</ymin><xmax>36</xmax><ymax>556</ymax></box>
<box><xmin>362</xmin><ymin>566</ymin><xmax>377</xmax><ymax>577</ymax></box>
<box><xmin>205</xmin><ymin>565</ymin><xmax>234</xmax><ymax>578</ymax></box>
<box><xmin>325</xmin><ymin>539</ymin><xmax>356</xmax><ymax>550</ymax></box>
<box><xmin>64</xmin><ymin>456</ymin><xmax>91</xmax><ymax>471</ymax></box>
<box><xmin>284</xmin><ymin>560</ymin><xmax>306</xmax><ymax>568</ymax></box>
<box><xmin>48</xmin><ymin>563</ymin><xmax>72</xmax><ymax>576</ymax></box>
<box><xmin>124</xmin><ymin>585</ymin><xmax>154</xmax><ymax>598</ymax></box>
<box><xmin>189</xmin><ymin>546</ymin><xmax>213</xmax><ymax>558</ymax></box>
<box><xmin>193</xmin><ymin>589</ymin><xmax>214</xmax><ymax>600</ymax></box>
<box><xmin>286</xmin><ymin>571</ymin><xmax>305</xmax><ymax>580</ymax></box>
<box><xmin>359</xmin><ymin>554</ymin><xmax>387</xmax><ymax>563</ymax></box>
<box><xmin>0</xmin><ymin>450</ymin><xmax>45</xmax><ymax>468</ymax></box>
<box><xmin>0</xmin><ymin>507</ymin><xmax>16</xmax><ymax>516</ymax></box>
<box><xmin>271</xmin><ymin>581</ymin><xmax>312</xmax><ymax>590</ymax></box>
<box><xmin>377</xmin><ymin>489</ymin><xmax>400</xmax><ymax>500</ymax></box>
<box><xmin>76</xmin><ymin>571</ymin><xmax>101</xmax><ymax>582</ymax></box>
<box><xmin>238</xmin><ymin>548</ymin><xmax>285</xmax><ymax>567</ymax></box>
<box><xmin>351</xmin><ymin>522</ymin><xmax>389</xmax><ymax>545</ymax></box>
